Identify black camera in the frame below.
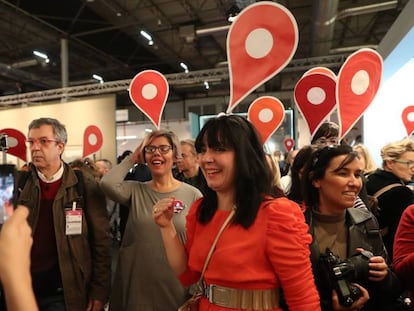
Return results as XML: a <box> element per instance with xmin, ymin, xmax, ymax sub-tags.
<box><xmin>0</xmin><ymin>133</ymin><xmax>8</xmax><ymax>152</ymax></box>
<box><xmin>320</xmin><ymin>248</ymin><xmax>373</xmax><ymax>307</ymax></box>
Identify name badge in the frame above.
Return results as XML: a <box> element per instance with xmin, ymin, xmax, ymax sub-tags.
<box><xmin>65</xmin><ymin>201</ymin><xmax>82</xmax><ymax>235</ymax></box>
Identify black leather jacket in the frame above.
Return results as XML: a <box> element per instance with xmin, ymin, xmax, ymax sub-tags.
<box><xmin>366</xmin><ymin>169</ymin><xmax>413</xmax><ymax>259</ymax></box>
<box><xmin>305</xmin><ymin>207</ymin><xmax>401</xmax><ymax>311</ymax></box>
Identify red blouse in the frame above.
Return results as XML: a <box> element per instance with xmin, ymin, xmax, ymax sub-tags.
<box><xmin>393</xmin><ymin>203</ymin><xmax>414</xmax><ymax>301</ymax></box>
<box><xmin>179</xmin><ymin>197</ymin><xmax>321</xmax><ymax>311</ymax></box>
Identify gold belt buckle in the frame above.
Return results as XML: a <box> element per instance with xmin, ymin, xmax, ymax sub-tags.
<box><xmin>207</xmin><ymin>284</ymin><xmax>215</xmax><ymax>304</ymax></box>
<box><xmin>209</xmin><ymin>284</ymin><xmax>235</xmax><ymax>306</ymax></box>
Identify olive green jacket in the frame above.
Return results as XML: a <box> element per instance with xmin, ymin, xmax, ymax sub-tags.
<box><xmin>15</xmin><ymin>163</ymin><xmax>111</xmax><ymax>311</ymax></box>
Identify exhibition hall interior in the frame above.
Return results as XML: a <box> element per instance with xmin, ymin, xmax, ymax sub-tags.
<box><xmin>2</xmin><ymin>2</ymin><xmax>414</xmax><ymax>311</ymax></box>
<box><xmin>0</xmin><ymin>0</ymin><xmax>413</xmax><ymax>164</ymax></box>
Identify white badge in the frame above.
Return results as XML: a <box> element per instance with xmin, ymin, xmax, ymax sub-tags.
<box><xmin>65</xmin><ymin>201</ymin><xmax>82</xmax><ymax>235</ymax></box>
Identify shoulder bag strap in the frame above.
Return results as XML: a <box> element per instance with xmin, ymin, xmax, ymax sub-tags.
<box><xmin>372</xmin><ymin>183</ymin><xmax>403</xmax><ymax>198</ymax></box>
<box><xmin>198</xmin><ymin>208</ymin><xmax>235</xmax><ymax>281</ymax></box>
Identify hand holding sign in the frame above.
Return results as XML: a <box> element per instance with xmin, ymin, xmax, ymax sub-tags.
<box><xmin>0</xmin><ymin>128</ymin><xmax>27</xmax><ymax>161</ymax></box>
<box><xmin>248</xmin><ymin>96</ymin><xmax>285</xmax><ymax>145</ymax></box>
<box><xmin>402</xmin><ymin>106</ymin><xmax>414</xmax><ymax>137</ymax></box>
<box><xmin>83</xmin><ymin>125</ymin><xmax>103</xmax><ymax>158</ymax></box>
<box><xmin>337</xmin><ymin>48</ymin><xmax>383</xmax><ymax>138</ymax></box>
<box><xmin>294</xmin><ymin>70</ymin><xmax>337</xmax><ymax>137</ymax></box>
<box><xmin>226</xmin><ymin>2</ymin><xmax>298</xmax><ymax>112</ymax></box>
<box><xmin>129</xmin><ymin>70</ymin><xmax>169</xmax><ymax>129</ymax></box>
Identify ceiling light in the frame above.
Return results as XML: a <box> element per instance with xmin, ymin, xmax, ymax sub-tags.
<box><xmin>116</xmin><ymin>12</ymin><xmax>122</xmax><ymax>17</ymax></box>
<box><xmin>116</xmin><ymin>135</ymin><xmax>137</xmax><ymax>140</ymax></box>
<box><xmin>33</xmin><ymin>50</ymin><xmax>50</xmax><ymax>64</ymax></box>
<box><xmin>33</xmin><ymin>50</ymin><xmax>48</xmax><ymax>60</ymax></box>
<box><xmin>140</xmin><ymin>30</ymin><xmax>154</xmax><ymax>45</ymax></box>
<box><xmin>180</xmin><ymin>62</ymin><xmax>189</xmax><ymax>73</ymax></box>
<box><xmin>92</xmin><ymin>74</ymin><xmax>104</xmax><ymax>84</ymax></box>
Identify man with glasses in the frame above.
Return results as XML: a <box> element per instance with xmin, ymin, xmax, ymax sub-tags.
<box><xmin>15</xmin><ymin>117</ymin><xmax>111</xmax><ymax>311</ymax></box>
<box><xmin>366</xmin><ymin>138</ymin><xmax>414</xmax><ymax>260</ymax></box>
<box><xmin>175</xmin><ymin>139</ymin><xmax>205</xmax><ymax>192</ymax></box>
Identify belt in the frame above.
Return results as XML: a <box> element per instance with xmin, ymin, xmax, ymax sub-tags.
<box><xmin>204</xmin><ymin>283</ymin><xmax>279</xmax><ymax>310</ymax></box>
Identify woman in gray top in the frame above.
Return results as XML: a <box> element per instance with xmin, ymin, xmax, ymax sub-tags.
<box><xmin>100</xmin><ymin>129</ymin><xmax>203</xmax><ymax>311</ymax></box>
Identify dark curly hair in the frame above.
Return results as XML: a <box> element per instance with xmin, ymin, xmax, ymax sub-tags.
<box><xmin>301</xmin><ymin>144</ymin><xmax>359</xmax><ymax>208</ymax></box>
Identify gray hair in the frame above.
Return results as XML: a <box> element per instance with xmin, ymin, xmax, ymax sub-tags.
<box><xmin>28</xmin><ymin>117</ymin><xmax>68</xmax><ymax>144</ymax></box>
<box><xmin>180</xmin><ymin>139</ymin><xmax>197</xmax><ymax>155</ymax></box>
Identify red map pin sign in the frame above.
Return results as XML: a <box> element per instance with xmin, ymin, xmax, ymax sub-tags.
<box><xmin>337</xmin><ymin>48</ymin><xmax>383</xmax><ymax>138</ymax></box>
<box><xmin>284</xmin><ymin>138</ymin><xmax>295</xmax><ymax>152</ymax></box>
<box><xmin>294</xmin><ymin>72</ymin><xmax>337</xmax><ymax>137</ymax></box>
<box><xmin>402</xmin><ymin>106</ymin><xmax>414</xmax><ymax>137</ymax></box>
<box><xmin>248</xmin><ymin>96</ymin><xmax>285</xmax><ymax>145</ymax></box>
<box><xmin>83</xmin><ymin>125</ymin><xmax>103</xmax><ymax>158</ymax></box>
<box><xmin>226</xmin><ymin>2</ymin><xmax>298</xmax><ymax>113</ymax></box>
<box><xmin>304</xmin><ymin>67</ymin><xmax>336</xmax><ymax>79</ymax></box>
<box><xmin>0</xmin><ymin>128</ymin><xmax>27</xmax><ymax>161</ymax></box>
<box><xmin>129</xmin><ymin>70</ymin><xmax>169</xmax><ymax>129</ymax></box>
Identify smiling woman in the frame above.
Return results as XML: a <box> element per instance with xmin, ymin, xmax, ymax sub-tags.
<box><xmin>99</xmin><ymin>129</ymin><xmax>203</xmax><ymax>311</ymax></box>
<box><xmin>302</xmin><ymin>145</ymin><xmax>363</xmax><ymax>214</ymax></box>
<box><xmin>154</xmin><ymin>114</ymin><xmax>322</xmax><ymax>311</ymax></box>
<box><xmin>301</xmin><ymin>144</ymin><xmax>402</xmax><ymax>311</ymax></box>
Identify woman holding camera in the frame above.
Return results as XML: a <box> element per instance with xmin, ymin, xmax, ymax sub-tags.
<box><xmin>301</xmin><ymin>144</ymin><xmax>400</xmax><ymax>311</ymax></box>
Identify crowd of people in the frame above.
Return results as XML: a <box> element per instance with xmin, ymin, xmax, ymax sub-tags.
<box><xmin>2</xmin><ymin>115</ymin><xmax>414</xmax><ymax>311</ymax></box>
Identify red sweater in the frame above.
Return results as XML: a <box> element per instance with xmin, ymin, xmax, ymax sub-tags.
<box><xmin>31</xmin><ymin>178</ymin><xmax>63</xmax><ymax>296</ymax></box>
<box><xmin>179</xmin><ymin>198</ymin><xmax>321</xmax><ymax>311</ymax></box>
<box><xmin>393</xmin><ymin>203</ymin><xmax>414</xmax><ymax>302</ymax></box>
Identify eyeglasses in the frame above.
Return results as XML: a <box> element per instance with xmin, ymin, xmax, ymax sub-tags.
<box><xmin>26</xmin><ymin>138</ymin><xmax>59</xmax><ymax>147</ymax></box>
<box><xmin>314</xmin><ymin>137</ymin><xmax>339</xmax><ymax>146</ymax></box>
<box><xmin>393</xmin><ymin>159</ymin><xmax>414</xmax><ymax>168</ymax></box>
<box><xmin>144</xmin><ymin>145</ymin><xmax>173</xmax><ymax>154</ymax></box>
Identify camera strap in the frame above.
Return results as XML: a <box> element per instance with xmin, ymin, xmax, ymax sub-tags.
<box><xmin>372</xmin><ymin>183</ymin><xmax>403</xmax><ymax>199</ymax></box>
